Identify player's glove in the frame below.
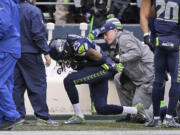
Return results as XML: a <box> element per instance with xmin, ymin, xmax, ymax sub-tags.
<box><xmin>144</xmin><ymin>33</ymin><xmax>155</xmax><ymax>52</ymax></box>
<box><xmin>88</xmin><ymin>28</ymin><xmax>101</xmax><ymax>40</ymax></box>
<box><xmin>116</xmin><ymin>63</ymin><xmax>124</xmax><ymax>73</ymax></box>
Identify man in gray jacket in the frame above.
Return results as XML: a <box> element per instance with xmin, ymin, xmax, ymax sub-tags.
<box><xmin>99</xmin><ymin>18</ymin><xmax>154</xmax><ymax>121</ymax></box>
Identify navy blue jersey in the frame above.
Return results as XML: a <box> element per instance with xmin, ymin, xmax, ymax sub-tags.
<box><xmin>69</xmin><ymin>35</ymin><xmax>102</xmax><ymax>57</ymax></box>
<box><xmin>154</xmin><ymin>0</ymin><xmax>180</xmax><ymax>40</ymax></box>
<box><xmin>68</xmin><ymin>35</ymin><xmax>105</xmax><ymax>58</ymax></box>
<box><xmin>68</xmin><ymin>35</ymin><xmax>114</xmax><ymax>68</ymax></box>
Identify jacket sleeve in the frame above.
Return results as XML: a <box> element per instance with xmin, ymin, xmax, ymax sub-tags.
<box><xmin>119</xmin><ymin>35</ymin><xmax>142</xmax><ymax>63</ymax></box>
<box><xmin>0</xmin><ymin>1</ymin><xmax>12</xmax><ymax>40</ymax></box>
<box><xmin>30</xmin><ymin>8</ymin><xmax>50</xmax><ymax>54</ymax></box>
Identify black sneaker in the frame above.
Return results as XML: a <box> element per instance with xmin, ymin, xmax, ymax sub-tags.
<box><xmin>163</xmin><ymin>118</ymin><xmax>180</xmax><ymax>128</ymax></box>
<box><xmin>0</xmin><ymin>118</ymin><xmax>23</xmax><ymax>130</ymax></box>
<box><xmin>144</xmin><ymin>118</ymin><xmax>162</xmax><ymax>127</ymax></box>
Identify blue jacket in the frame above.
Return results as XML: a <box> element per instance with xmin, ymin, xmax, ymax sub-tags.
<box><xmin>0</xmin><ymin>0</ymin><xmax>21</xmax><ymax>55</ymax></box>
<box><xmin>19</xmin><ymin>1</ymin><xmax>50</xmax><ymax>54</ymax></box>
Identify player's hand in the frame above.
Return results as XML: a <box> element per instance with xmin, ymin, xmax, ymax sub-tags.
<box><xmin>116</xmin><ymin>63</ymin><xmax>124</xmax><ymax>73</ymax></box>
<box><xmin>88</xmin><ymin>29</ymin><xmax>101</xmax><ymax>40</ymax></box>
<box><xmin>44</xmin><ymin>54</ymin><xmax>51</xmax><ymax>67</ymax></box>
<box><xmin>144</xmin><ymin>34</ymin><xmax>155</xmax><ymax>52</ymax></box>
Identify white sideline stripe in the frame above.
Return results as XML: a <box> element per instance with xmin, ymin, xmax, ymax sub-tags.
<box><xmin>1</xmin><ymin>130</ymin><xmax>180</xmax><ymax>135</ymax></box>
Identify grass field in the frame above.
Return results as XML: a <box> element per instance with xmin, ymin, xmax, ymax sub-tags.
<box><xmin>13</xmin><ymin>120</ymin><xmax>180</xmax><ymax>131</ymax></box>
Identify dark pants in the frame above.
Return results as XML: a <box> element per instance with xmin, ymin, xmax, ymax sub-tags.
<box><xmin>64</xmin><ymin>66</ymin><xmax>123</xmax><ymax>115</ymax></box>
<box><xmin>13</xmin><ymin>53</ymin><xmax>50</xmax><ymax>120</ymax></box>
<box><xmin>153</xmin><ymin>46</ymin><xmax>180</xmax><ymax>116</ymax></box>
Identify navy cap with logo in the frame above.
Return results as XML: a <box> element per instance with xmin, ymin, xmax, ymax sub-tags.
<box><xmin>100</xmin><ymin>22</ymin><xmax>117</xmax><ymax>34</ymax></box>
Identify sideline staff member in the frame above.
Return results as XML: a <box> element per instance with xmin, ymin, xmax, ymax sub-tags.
<box><xmin>13</xmin><ymin>0</ymin><xmax>58</xmax><ymax>126</ymax></box>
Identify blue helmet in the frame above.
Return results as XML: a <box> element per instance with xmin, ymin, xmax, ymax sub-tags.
<box><xmin>49</xmin><ymin>38</ymin><xmax>66</xmax><ymax>61</ymax></box>
<box><xmin>49</xmin><ymin>38</ymin><xmax>74</xmax><ymax>62</ymax></box>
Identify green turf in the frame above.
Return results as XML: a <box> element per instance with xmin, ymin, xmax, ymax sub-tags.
<box><xmin>13</xmin><ymin>120</ymin><xmax>180</xmax><ymax>131</ymax></box>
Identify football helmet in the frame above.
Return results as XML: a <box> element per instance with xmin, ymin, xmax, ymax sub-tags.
<box><xmin>49</xmin><ymin>38</ymin><xmax>74</xmax><ymax>62</ymax></box>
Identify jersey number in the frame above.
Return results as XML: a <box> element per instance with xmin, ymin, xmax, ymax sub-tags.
<box><xmin>156</xmin><ymin>0</ymin><xmax>179</xmax><ymax>23</ymax></box>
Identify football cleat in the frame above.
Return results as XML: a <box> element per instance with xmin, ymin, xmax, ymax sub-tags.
<box><xmin>36</xmin><ymin>118</ymin><xmax>59</xmax><ymax>126</ymax></box>
<box><xmin>62</xmin><ymin>115</ymin><xmax>86</xmax><ymax>125</ymax></box>
<box><xmin>145</xmin><ymin>118</ymin><xmax>162</xmax><ymax>127</ymax></box>
<box><xmin>163</xmin><ymin>118</ymin><xmax>180</xmax><ymax>128</ymax></box>
<box><xmin>135</xmin><ymin>103</ymin><xmax>151</xmax><ymax>122</ymax></box>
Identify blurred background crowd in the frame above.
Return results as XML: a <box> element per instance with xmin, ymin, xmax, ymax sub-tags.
<box><xmin>35</xmin><ymin>0</ymin><xmax>142</xmax><ymax>24</ymax></box>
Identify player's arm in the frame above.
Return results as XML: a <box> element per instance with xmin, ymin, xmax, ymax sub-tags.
<box><xmin>86</xmin><ymin>48</ymin><xmax>124</xmax><ymax>72</ymax></box>
<box><xmin>140</xmin><ymin>0</ymin><xmax>152</xmax><ymax>34</ymax></box>
<box><xmin>86</xmin><ymin>48</ymin><xmax>102</xmax><ymax>61</ymax></box>
<box><xmin>74</xmin><ymin>39</ymin><xmax>102</xmax><ymax>61</ymax></box>
<box><xmin>140</xmin><ymin>0</ymin><xmax>156</xmax><ymax>52</ymax></box>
